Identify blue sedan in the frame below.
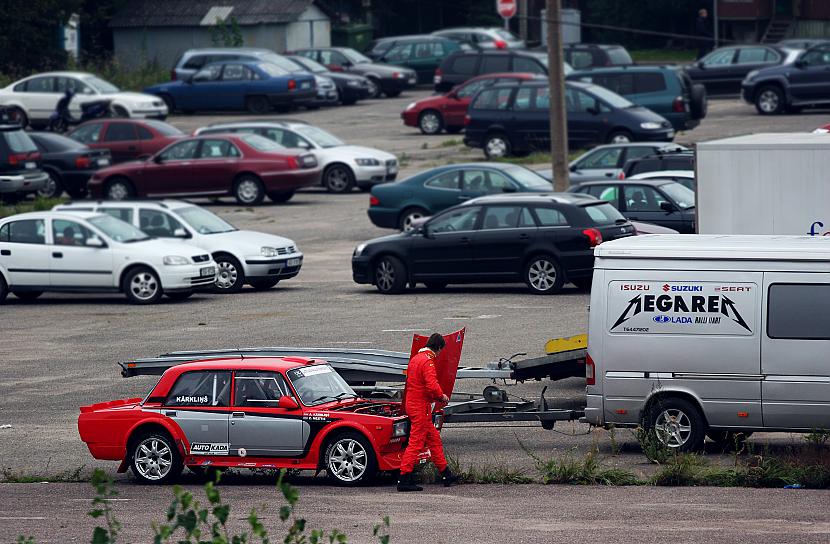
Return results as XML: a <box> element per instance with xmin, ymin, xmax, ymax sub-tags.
<box><xmin>369</xmin><ymin>162</ymin><xmax>553</xmax><ymax>231</ymax></box>
<box><xmin>145</xmin><ymin>61</ymin><xmax>316</xmax><ymax>114</ymax></box>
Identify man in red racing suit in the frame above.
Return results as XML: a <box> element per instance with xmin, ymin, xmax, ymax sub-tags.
<box><xmin>397</xmin><ymin>333</ymin><xmax>460</xmax><ymax>492</ymax></box>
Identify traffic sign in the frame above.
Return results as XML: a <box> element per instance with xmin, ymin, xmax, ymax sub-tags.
<box><xmin>497</xmin><ymin>0</ymin><xmax>516</xmax><ymax>19</ymax></box>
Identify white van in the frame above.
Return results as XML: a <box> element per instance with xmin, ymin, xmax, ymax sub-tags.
<box><xmin>586</xmin><ymin>234</ymin><xmax>830</xmax><ymax>451</ymax></box>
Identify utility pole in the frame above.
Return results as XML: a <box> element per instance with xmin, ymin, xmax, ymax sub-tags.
<box><xmin>546</xmin><ymin>0</ymin><xmax>569</xmax><ymax>191</ymax></box>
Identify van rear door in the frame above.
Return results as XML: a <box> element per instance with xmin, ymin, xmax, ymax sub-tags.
<box><xmin>761</xmin><ymin>275</ymin><xmax>830</xmax><ymax>429</ymax></box>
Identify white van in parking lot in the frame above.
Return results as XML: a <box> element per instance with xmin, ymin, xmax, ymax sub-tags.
<box><xmin>586</xmin><ymin>235</ymin><xmax>830</xmax><ymax>451</ymax></box>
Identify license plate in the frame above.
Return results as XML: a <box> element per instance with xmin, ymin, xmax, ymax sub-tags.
<box><xmin>387</xmin><ymin>165</ymin><xmax>398</xmax><ymax>175</ymax></box>
<box><xmin>301</xmin><ymin>81</ymin><xmax>311</xmax><ymax>89</ymax></box>
<box><xmin>408</xmin><ymin>77</ymin><xmax>416</xmax><ymax>84</ymax></box>
<box><xmin>98</xmin><ymin>158</ymin><xmax>110</xmax><ymax>167</ymax></box>
<box><xmin>287</xmin><ymin>258</ymin><xmax>300</xmax><ymax>267</ymax></box>
<box><xmin>200</xmin><ymin>266</ymin><xmax>215</xmax><ymax>277</ymax></box>
<box><xmin>25</xmin><ymin>162</ymin><xmax>36</xmax><ymax>169</ymax></box>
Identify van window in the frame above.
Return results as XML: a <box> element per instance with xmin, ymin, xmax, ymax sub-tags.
<box><xmin>481</xmin><ymin>55</ymin><xmax>510</xmax><ymax>73</ymax></box>
<box><xmin>767</xmin><ymin>284</ymin><xmax>830</xmax><ymax>340</ymax></box>
<box><xmin>512</xmin><ymin>56</ymin><xmax>545</xmax><ymax>74</ymax></box>
<box><xmin>634</xmin><ymin>72</ymin><xmax>667</xmax><ymax>93</ymax></box>
<box><xmin>450</xmin><ymin>55</ymin><xmax>478</xmax><ymax>75</ymax></box>
<box><xmin>471</xmin><ymin>87</ymin><xmax>512</xmax><ymax>110</ymax></box>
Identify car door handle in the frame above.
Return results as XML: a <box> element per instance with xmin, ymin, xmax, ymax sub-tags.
<box><xmin>164</xmin><ymin>411</ymin><xmax>177</xmax><ymax>417</ymax></box>
<box><xmin>459</xmin><ymin>237</ymin><xmax>470</xmax><ymax>244</ymax></box>
<box><xmin>605</xmin><ymin>173</ymin><xmax>614</xmax><ymax>177</ymax></box>
<box><xmin>232</xmin><ymin>411</ymin><xmax>245</xmax><ymax>418</ymax></box>
<box><xmin>518</xmin><ymin>233</ymin><xmax>530</xmax><ymax>240</ymax></box>
<box><xmin>0</xmin><ymin>249</ymin><xmax>9</xmax><ymax>256</ymax></box>
<box><xmin>52</xmin><ymin>252</ymin><xmax>63</xmax><ymax>258</ymax></box>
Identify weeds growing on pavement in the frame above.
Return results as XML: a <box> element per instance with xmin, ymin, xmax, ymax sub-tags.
<box><xmin>439</xmin><ymin>139</ymin><xmax>462</xmax><ymax>147</ymax></box>
<box><xmin>1</xmin><ymin>464</ymin><xmax>88</xmax><ymax>483</ymax></box>
<box><xmin>804</xmin><ymin>428</ymin><xmax>830</xmax><ymax>450</ymax></box>
<box><xmin>634</xmin><ymin>426</ymin><xmax>672</xmax><ymax>464</ymax></box>
<box><xmin>416</xmin><ymin>456</ymin><xmax>533</xmax><ymax>484</ymax></box>
<box><xmin>0</xmin><ymin>196</ymin><xmax>66</xmax><ymax>219</ymax></box>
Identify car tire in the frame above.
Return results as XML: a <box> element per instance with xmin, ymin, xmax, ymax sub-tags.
<box><xmin>446</xmin><ymin>126</ymin><xmax>463</xmax><ymax>134</ymax></box>
<box><xmin>398</xmin><ymin>206</ymin><xmax>428</xmax><ymax>232</ymax></box>
<box><xmin>484</xmin><ymin>132</ymin><xmax>511</xmax><ymax>159</ymax></box>
<box><xmin>689</xmin><ymin>84</ymin><xmax>707</xmax><ymax>119</ymax></box>
<box><xmin>7</xmin><ymin>106</ymin><xmax>28</xmax><ymax>129</ymax></box>
<box><xmin>233</xmin><ymin>175</ymin><xmax>265</xmax><ymax>205</ymax></box>
<box><xmin>607</xmin><ymin>130</ymin><xmax>633</xmax><ymax>144</ymax></box>
<box><xmin>385</xmin><ymin>89</ymin><xmax>402</xmax><ymax>98</ymax></box>
<box><xmin>13</xmin><ymin>291</ymin><xmax>43</xmax><ymax>301</ymax></box>
<box><xmin>129</xmin><ymin>430</ymin><xmax>183</xmax><ymax>484</ymax></box>
<box><xmin>213</xmin><ymin>254</ymin><xmax>245</xmax><ymax>294</ymax></box>
<box><xmin>249</xmin><ymin>278</ymin><xmax>280</xmax><ymax>290</ymax></box>
<box><xmin>324</xmin><ymin>432</ymin><xmax>377</xmax><ymax>486</ymax></box>
<box><xmin>366</xmin><ymin>77</ymin><xmax>381</xmax><ymax>99</ymax></box>
<box><xmin>113</xmin><ymin>105</ymin><xmax>129</xmax><ymax>118</ymax></box>
<box><xmin>104</xmin><ymin>177</ymin><xmax>135</xmax><ymax>201</ymax></box>
<box><xmin>323</xmin><ymin>164</ymin><xmax>355</xmax><ymax>193</ymax></box>
<box><xmin>165</xmin><ymin>291</ymin><xmax>193</xmax><ymax>301</ymax></box>
<box><xmin>418</xmin><ymin>110</ymin><xmax>444</xmax><ymax>135</ymax></box>
<box><xmin>755</xmin><ymin>85</ymin><xmax>785</xmax><ymax>115</ymax></box>
<box><xmin>524</xmin><ymin>254</ymin><xmax>564</xmax><ymax>295</ymax></box>
<box><xmin>246</xmin><ymin>95</ymin><xmax>271</xmax><ymax>114</ymax></box>
<box><xmin>158</xmin><ymin>93</ymin><xmax>175</xmax><ymax>114</ymax></box>
<box><xmin>571</xmin><ymin>277</ymin><xmax>592</xmax><ymax>291</ymax></box>
<box><xmin>645</xmin><ymin>397</ymin><xmax>707</xmax><ymax>453</ymax></box>
<box><xmin>38</xmin><ymin>170</ymin><xmax>63</xmax><ymax>199</ymax></box>
<box><xmin>374</xmin><ymin>255</ymin><xmax>407</xmax><ymax>294</ymax></box>
<box><xmin>0</xmin><ymin>274</ymin><xmax>7</xmax><ymax>303</ymax></box>
<box><xmin>123</xmin><ymin>266</ymin><xmax>163</xmax><ymax>304</ymax></box>
<box><xmin>268</xmin><ymin>190</ymin><xmax>295</xmax><ymax>203</ymax></box>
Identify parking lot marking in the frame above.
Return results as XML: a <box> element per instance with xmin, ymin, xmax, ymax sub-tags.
<box><xmin>0</xmin><ymin>517</ymin><xmax>48</xmax><ymax>520</ymax></box>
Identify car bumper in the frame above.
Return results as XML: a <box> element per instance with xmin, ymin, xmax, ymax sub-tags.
<box><xmin>159</xmin><ymin>263</ymin><xmax>217</xmax><ymax>292</ymax></box>
<box><xmin>380</xmin><ymin>78</ymin><xmax>415</xmax><ymax>94</ymax></box>
<box><xmin>401</xmin><ymin>109</ymin><xmax>420</xmax><ymax>127</ymax></box>
<box><xmin>353</xmin><ymin>163</ymin><xmax>398</xmax><ymax>187</ymax></box>
<box><xmin>340</xmin><ymin>85</ymin><xmax>371</xmax><ymax>102</ymax></box>
<box><xmin>6</xmin><ymin>172</ymin><xmax>49</xmax><ymax>193</ymax></box>
<box><xmin>0</xmin><ymin>175</ymin><xmax>25</xmax><ymax>194</ymax></box>
<box><xmin>310</xmin><ymin>89</ymin><xmax>339</xmax><ymax>105</ymax></box>
<box><xmin>269</xmin><ymin>89</ymin><xmax>317</xmax><ymax>105</ymax></box>
<box><xmin>367</xmin><ymin>207</ymin><xmax>400</xmax><ymax>229</ymax></box>
<box><xmin>130</xmin><ymin>107</ymin><xmax>168</xmax><ymax>119</ymax></box>
<box><xmin>585</xmin><ymin>393</ymin><xmax>603</xmax><ymax>426</ymax></box>
<box><xmin>352</xmin><ymin>255</ymin><xmax>372</xmax><ymax>284</ymax></box>
<box><xmin>243</xmin><ymin>255</ymin><xmax>303</xmax><ymax>280</ymax></box>
<box><xmin>632</xmin><ymin>128</ymin><xmax>675</xmax><ymax>142</ymax></box>
<box><xmin>261</xmin><ymin>167</ymin><xmax>321</xmax><ymax>192</ymax></box>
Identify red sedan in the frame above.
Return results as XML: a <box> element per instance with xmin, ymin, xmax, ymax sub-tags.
<box><xmin>401</xmin><ymin>72</ymin><xmax>541</xmax><ymax>135</ymax></box>
<box><xmin>67</xmin><ymin>119</ymin><xmax>185</xmax><ymax>163</ymax></box>
<box><xmin>87</xmin><ymin>133</ymin><xmax>321</xmax><ymax>204</ymax></box>
<box><xmin>78</xmin><ymin>357</ymin><xmax>425</xmax><ymax>485</ymax></box>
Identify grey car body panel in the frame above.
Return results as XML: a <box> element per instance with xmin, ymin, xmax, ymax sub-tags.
<box><xmin>229</xmin><ymin>412</ymin><xmax>309</xmax><ymax>457</ymax></box>
<box><xmin>145</xmin><ymin>408</ymin><xmax>230</xmax><ymax>454</ymax></box>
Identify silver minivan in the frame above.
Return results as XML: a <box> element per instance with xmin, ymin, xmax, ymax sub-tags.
<box><xmin>586</xmin><ymin>234</ymin><xmax>830</xmax><ymax>451</ymax></box>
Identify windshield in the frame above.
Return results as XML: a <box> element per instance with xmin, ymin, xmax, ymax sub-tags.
<box><xmin>342</xmin><ymin>49</ymin><xmax>372</xmax><ymax>64</ymax></box>
<box><xmin>294</xmin><ymin>125</ymin><xmax>343</xmax><ymax>148</ymax></box>
<box><xmin>286</xmin><ymin>365</ymin><xmax>356</xmax><ymax>406</ymax></box>
<box><xmin>503</xmin><ymin>165</ymin><xmax>552</xmax><ymax>189</ymax></box>
<box><xmin>240</xmin><ymin>133</ymin><xmax>285</xmax><ymax>152</ymax></box>
<box><xmin>83</xmin><ymin>77</ymin><xmax>120</xmax><ymax>94</ymax></box>
<box><xmin>288</xmin><ymin>56</ymin><xmax>327</xmax><ymax>74</ymax></box>
<box><xmin>257</xmin><ymin>62</ymin><xmax>289</xmax><ymax>77</ymax></box>
<box><xmin>88</xmin><ymin>214</ymin><xmax>150</xmax><ymax>243</ymax></box>
<box><xmin>587</xmin><ymin>84</ymin><xmax>634</xmax><ymax>109</ymax></box>
<box><xmin>661</xmin><ymin>182</ymin><xmax>696</xmax><ymax>209</ymax></box>
<box><xmin>173</xmin><ymin>206</ymin><xmax>236</xmax><ymax>234</ymax></box>
<box><xmin>584</xmin><ymin>202</ymin><xmax>626</xmax><ymax>225</ymax></box>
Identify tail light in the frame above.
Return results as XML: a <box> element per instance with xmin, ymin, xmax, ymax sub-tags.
<box><xmin>8</xmin><ymin>152</ymin><xmax>38</xmax><ymax>166</ymax></box>
<box><xmin>582</xmin><ymin>227</ymin><xmax>603</xmax><ymax>248</ymax></box>
<box><xmin>170</xmin><ymin>70</ymin><xmax>177</xmax><ymax>81</ymax></box>
<box><xmin>618</xmin><ymin>171</ymin><xmax>625</xmax><ymax>180</ymax></box>
<box><xmin>370</xmin><ymin>195</ymin><xmax>380</xmax><ymax>206</ymax></box>
<box><xmin>329</xmin><ymin>64</ymin><xmax>343</xmax><ymax>72</ymax></box>
<box><xmin>464</xmin><ymin>114</ymin><xmax>471</xmax><ymax>126</ymax></box>
<box><xmin>434</xmin><ymin>67</ymin><xmax>442</xmax><ymax>84</ymax></box>
<box><xmin>392</xmin><ymin>72</ymin><xmax>400</xmax><ymax>79</ymax></box>
<box><xmin>586</xmin><ymin>353</ymin><xmax>596</xmax><ymax>386</ymax></box>
<box><xmin>288</xmin><ymin>79</ymin><xmax>297</xmax><ymax>90</ymax></box>
<box><xmin>672</xmin><ymin>96</ymin><xmax>685</xmax><ymax>113</ymax></box>
<box><xmin>75</xmin><ymin>155</ymin><xmax>91</xmax><ymax>169</ymax></box>
<box><xmin>494</xmin><ymin>39</ymin><xmax>507</xmax><ymax>49</ymax></box>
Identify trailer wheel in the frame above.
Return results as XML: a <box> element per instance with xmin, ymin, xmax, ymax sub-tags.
<box><xmin>541</xmin><ymin>420</ymin><xmax>555</xmax><ymax>430</ymax></box>
<box><xmin>645</xmin><ymin>397</ymin><xmax>706</xmax><ymax>452</ymax></box>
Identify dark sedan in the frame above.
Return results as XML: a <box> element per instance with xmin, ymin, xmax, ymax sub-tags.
<box><xmin>353</xmin><ymin>192</ymin><xmax>635</xmax><ymax>294</ymax></box>
<box><xmin>66</xmin><ymin>119</ymin><xmax>184</xmax><ymax>163</ymax></box>
<box><xmin>28</xmin><ymin>132</ymin><xmax>112</xmax><ymax>198</ymax></box>
<box><xmin>293</xmin><ymin>47</ymin><xmax>417</xmax><ymax>98</ymax></box>
<box><xmin>368</xmin><ymin>162</ymin><xmax>553</xmax><ymax>231</ymax></box>
<box><xmin>568</xmin><ymin>178</ymin><xmax>696</xmax><ymax>233</ymax></box>
<box><xmin>286</xmin><ymin>55</ymin><xmax>372</xmax><ymax>105</ymax></box>
<box><xmin>684</xmin><ymin>44</ymin><xmax>798</xmax><ymax>96</ymax></box>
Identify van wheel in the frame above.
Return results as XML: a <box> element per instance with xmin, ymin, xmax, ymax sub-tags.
<box><xmin>129</xmin><ymin>430</ymin><xmax>183</xmax><ymax>484</ymax></box>
<box><xmin>646</xmin><ymin>397</ymin><xmax>706</xmax><ymax>452</ymax></box>
<box><xmin>524</xmin><ymin>255</ymin><xmax>564</xmax><ymax>295</ymax></box>
<box><xmin>755</xmin><ymin>86</ymin><xmax>784</xmax><ymax>115</ymax></box>
<box><xmin>484</xmin><ymin>133</ymin><xmax>511</xmax><ymax>159</ymax></box>
<box><xmin>374</xmin><ymin>255</ymin><xmax>407</xmax><ymax>294</ymax></box>
<box><xmin>607</xmin><ymin>130</ymin><xmax>632</xmax><ymax>144</ymax></box>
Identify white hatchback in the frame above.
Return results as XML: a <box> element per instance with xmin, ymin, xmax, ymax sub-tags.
<box><xmin>0</xmin><ymin>72</ymin><xmax>168</xmax><ymax>128</ymax></box>
<box><xmin>54</xmin><ymin>200</ymin><xmax>303</xmax><ymax>293</ymax></box>
<box><xmin>0</xmin><ymin>211</ymin><xmax>216</xmax><ymax>304</ymax></box>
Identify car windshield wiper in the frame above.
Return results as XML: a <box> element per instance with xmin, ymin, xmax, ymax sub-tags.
<box><xmin>333</xmin><ymin>392</ymin><xmax>359</xmax><ymax>403</ymax></box>
<box><xmin>311</xmin><ymin>394</ymin><xmax>337</xmax><ymax>404</ymax></box>
<box><xmin>615</xmin><ymin>218</ymin><xmax>628</xmax><ymax>225</ymax></box>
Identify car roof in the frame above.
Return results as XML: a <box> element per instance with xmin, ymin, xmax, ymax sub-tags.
<box><xmin>492</xmin><ymin>79</ymin><xmax>591</xmax><ymax>91</ymax></box>
<box><xmin>628</xmin><ymin>170</ymin><xmax>694</xmax><ymax>179</ymax></box>
<box><xmin>200</xmin><ymin>119</ymin><xmax>308</xmax><ymax>131</ymax></box>
<box><xmin>435</xmin><ymin>27</ymin><xmax>504</xmax><ymax>32</ymax></box>
<box><xmin>577</xmin><ymin>178</ymin><xmax>677</xmax><ymax>187</ymax></box>
<box><xmin>463</xmin><ymin>192</ymin><xmax>598</xmax><ymax>206</ymax></box>
<box><xmin>55</xmin><ymin>199</ymin><xmax>195</xmax><ymax>211</ymax></box>
<box><xmin>18</xmin><ymin>71</ymin><xmax>97</xmax><ymax>80</ymax></box>
<box><xmin>565</xmin><ymin>43</ymin><xmax>625</xmax><ymax>49</ymax></box>
<box><xmin>164</xmin><ymin>356</ymin><xmax>321</xmax><ymax>375</ymax></box>
<box><xmin>2</xmin><ymin>210</ymin><xmax>102</xmax><ymax>221</ymax></box>
<box><xmin>569</xmin><ymin>65</ymin><xmax>675</xmax><ymax>75</ymax></box>
<box><xmin>596</xmin><ymin>234</ymin><xmax>830</xmax><ymax>261</ymax></box>
<box><xmin>182</xmin><ymin>48</ymin><xmax>275</xmax><ymax>55</ymax></box>
<box><xmin>374</xmin><ymin>34</ymin><xmax>454</xmax><ymax>43</ymax></box>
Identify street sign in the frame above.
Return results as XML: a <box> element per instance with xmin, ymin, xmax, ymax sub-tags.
<box><xmin>497</xmin><ymin>0</ymin><xmax>517</xmax><ymax>19</ymax></box>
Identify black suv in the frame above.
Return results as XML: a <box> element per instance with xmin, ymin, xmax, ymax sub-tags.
<box><xmin>563</xmin><ymin>44</ymin><xmax>633</xmax><ymax>69</ymax></box>
<box><xmin>352</xmin><ymin>192</ymin><xmax>635</xmax><ymax>294</ymax></box>
<box><xmin>434</xmin><ymin>50</ymin><xmax>570</xmax><ymax>92</ymax></box>
<box><xmin>621</xmin><ymin>149</ymin><xmax>695</xmax><ymax>179</ymax></box>
<box><xmin>742</xmin><ymin>42</ymin><xmax>830</xmax><ymax>114</ymax></box>
<box><xmin>0</xmin><ymin>109</ymin><xmax>47</xmax><ymax>202</ymax></box>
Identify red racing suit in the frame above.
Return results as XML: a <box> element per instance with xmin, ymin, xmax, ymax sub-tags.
<box><xmin>400</xmin><ymin>348</ymin><xmax>448</xmax><ymax>474</ymax></box>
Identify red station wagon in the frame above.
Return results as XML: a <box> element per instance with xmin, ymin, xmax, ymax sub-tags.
<box><xmin>87</xmin><ymin>133</ymin><xmax>321</xmax><ymax>204</ymax></box>
<box><xmin>78</xmin><ymin>357</ymin><xmax>426</xmax><ymax>485</ymax></box>
<box><xmin>401</xmin><ymin>72</ymin><xmax>540</xmax><ymax>135</ymax></box>
<box><xmin>67</xmin><ymin>119</ymin><xmax>185</xmax><ymax>163</ymax></box>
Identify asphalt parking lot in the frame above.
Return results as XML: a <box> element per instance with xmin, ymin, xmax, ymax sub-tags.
<box><xmin>2</xmin><ymin>89</ymin><xmax>829</xmax><ymax>539</ymax></box>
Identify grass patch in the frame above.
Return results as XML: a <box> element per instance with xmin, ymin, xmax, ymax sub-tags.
<box><xmin>492</xmin><ymin>152</ymin><xmax>553</xmax><ymax>166</ymax></box>
<box><xmin>439</xmin><ymin>139</ymin><xmax>462</xmax><ymax>148</ymax></box>
<box><xmin>529</xmin><ymin>447</ymin><xmax>642</xmax><ymax>486</ymax></box>
<box><xmin>0</xmin><ymin>196</ymin><xmax>65</xmax><ymax>219</ymax></box>
<box><xmin>415</xmin><ymin>457</ymin><xmax>533</xmax><ymax>484</ymax></box>
<box><xmin>630</xmin><ymin>49</ymin><xmax>697</xmax><ymax>64</ymax></box>
<box><xmin>1</xmin><ymin>465</ymin><xmax>89</xmax><ymax>483</ymax></box>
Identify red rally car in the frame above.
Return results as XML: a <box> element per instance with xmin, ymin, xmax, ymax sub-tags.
<box><xmin>78</xmin><ymin>357</ymin><xmax>426</xmax><ymax>485</ymax></box>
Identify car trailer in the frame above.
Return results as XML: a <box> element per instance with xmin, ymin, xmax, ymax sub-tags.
<box><xmin>118</xmin><ymin>335</ymin><xmax>588</xmax><ymax>429</ymax></box>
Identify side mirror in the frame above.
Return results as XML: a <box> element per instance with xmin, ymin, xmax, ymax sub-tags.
<box><xmin>502</xmin><ymin>185</ymin><xmax>517</xmax><ymax>193</ymax></box>
<box><xmin>153</xmin><ymin>155</ymin><xmax>164</xmax><ymax>164</ymax></box>
<box><xmin>421</xmin><ymin>225</ymin><xmax>433</xmax><ymax>238</ymax></box>
<box><xmin>86</xmin><ymin>236</ymin><xmax>105</xmax><ymax>248</ymax></box>
<box><xmin>173</xmin><ymin>227</ymin><xmax>189</xmax><ymax>238</ymax></box>
<box><xmin>660</xmin><ymin>201</ymin><xmax>677</xmax><ymax>212</ymax></box>
<box><xmin>696</xmin><ymin>60</ymin><xmax>705</xmax><ymax>69</ymax></box>
<box><xmin>278</xmin><ymin>396</ymin><xmax>300</xmax><ymax>410</ymax></box>
<box><xmin>569</xmin><ymin>164</ymin><xmax>578</xmax><ymax>172</ymax></box>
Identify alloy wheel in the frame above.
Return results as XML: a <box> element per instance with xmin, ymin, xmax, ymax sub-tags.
<box><xmin>654</xmin><ymin>408</ymin><xmax>693</xmax><ymax>448</ymax></box>
<box><xmin>485</xmin><ymin>136</ymin><xmax>508</xmax><ymax>158</ymax></box>
<box><xmin>216</xmin><ymin>260</ymin><xmax>239</xmax><ymax>290</ymax></box>
<box><xmin>375</xmin><ymin>259</ymin><xmax>396</xmax><ymax>292</ymax></box>
<box><xmin>327</xmin><ymin>438</ymin><xmax>368</xmax><ymax>482</ymax></box>
<box><xmin>130</xmin><ymin>272</ymin><xmax>159</xmax><ymax>301</ymax></box>
<box><xmin>38</xmin><ymin>172</ymin><xmax>60</xmax><ymax>199</ymax></box>
<box><xmin>107</xmin><ymin>181</ymin><xmax>130</xmax><ymax>201</ymax></box>
<box><xmin>133</xmin><ymin>437</ymin><xmax>173</xmax><ymax>481</ymax></box>
<box><xmin>420</xmin><ymin>112</ymin><xmax>441</xmax><ymax>134</ymax></box>
<box><xmin>401</xmin><ymin>210</ymin><xmax>425</xmax><ymax>232</ymax></box>
<box><xmin>610</xmin><ymin>133</ymin><xmax>631</xmax><ymax>144</ymax></box>
<box><xmin>366</xmin><ymin>79</ymin><xmax>380</xmax><ymax>98</ymax></box>
<box><xmin>528</xmin><ymin>259</ymin><xmax>557</xmax><ymax>292</ymax></box>
<box><xmin>758</xmin><ymin>90</ymin><xmax>779</xmax><ymax>113</ymax></box>
<box><xmin>236</xmin><ymin>179</ymin><xmax>260</xmax><ymax>204</ymax></box>
<box><xmin>326</xmin><ymin>167</ymin><xmax>351</xmax><ymax>192</ymax></box>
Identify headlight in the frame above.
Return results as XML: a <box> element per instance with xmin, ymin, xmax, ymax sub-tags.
<box><xmin>405</xmin><ymin>102</ymin><xmax>417</xmax><ymax>111</ymax></box>
<box><xmin>392</xmin><ymin>420</ymin><xmax>409</xmax><ymax>437</ymax></box>
<box><xmin>346</xmin><ymin>80</ymin><xmax>360</xmax><ymax>87</ymax></box>
<box><xmin>163</xmin><ymin>255</ymin><xmax>189</xmax><ymax>266</ymax></box>
<box><xmin>640</xmin><ymin>122</ymin><xmax>662</xmax><ymax>130</ymax></box>
<box><xmin>393</xmin><ymin>72</ymin><xmax>406</xmax><ymax>79</ymax></box>
<box><xmin>261</xmin><ymin>247</ymin><xmax>278</xmax><ymax>257</ymax></box>
<box><xmin>353</xmin><ymin>243</ymin><xmax>367</xmax><ymax>257</ymax></box>
<box><xmin>355</xmin><ymin>158</ymin><xmax>380</xmax><ymax>166</ymax></box>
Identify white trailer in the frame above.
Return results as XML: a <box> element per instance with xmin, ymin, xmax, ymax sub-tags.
<box><xmin>696</xmin><ymin>133</ymin><xmax>830</xmax><ymax>236</ymax></box>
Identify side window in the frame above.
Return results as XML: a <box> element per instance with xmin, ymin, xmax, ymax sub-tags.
<box><xmin>801</xmin><ymin>46</ymin><xmax>830</xmax><ymax>67</ymax></box>
<box><xmin>480</xmin><ymin>206</ymin><xmax>522</xmax><ymax>230</ymax></box>
<box><xmin>234</xmin><ymin>371</ymin><xmax>294</xmax><ymax>407</ymax></box>
<box><xmin>183</xmin><ymin>55</ymin><xmax>208</xmax><ymax>70</ymax></box>
<box><xmin>702</xmin><ymin>48</ymin><xmax>736</xmax><ymax>66</ymax></box>
<box><xmin>221</xmin><ymin>64</ymin><xmax>247</xmax><ymax>81</ymax></box>
<box><xmin>193</xmin><ymin>65</ymin><xmax>222</xmax><ymax>82</ymax></box>
<box><xmin>570</xmin><ymin>50</ymin><xmax>594</xmax><ymax>69</ymax></box>
<box><xmin>427</xmin><ymin>206</ymin><xmax>480</xmax><ymax>233</ymax></box>
<box><xmin>137</xmin><ymin>126</ymin><xmax>154</xmax><ymax>140</ymax></box>
<box><xmin>623</xmin><ymin>146</ymin><xmax>657</xmax><ymax>162</ymax></box>
<box><xmin>384</xmin><ymin>43</ymin><xmax>413</xmax><ymax>62</ymax></box>
<box><xmin>52</xmin><ymin>219</ymin><xmax>95</xmax><ymax>246</ymax></box>
<box><xmin>461</xmin><ymin>170</ymin><xmax>487</xmax><ymax>192</ymax></box>
<box><xmin>481</xmin><ymin>55</ymin><xmax>510</xmax><ymax>73</ymax></box>
<box><xmin>159</xmin><ymin>140</ymin><xmax>199</xmax><ymax>161</ymax></box>
<box><xmin>624</xmin><ymin>185</ymin><xmax>667</xmax><ymax>212</ymax></box>
<box><xmin>634</xmin><ymin>73</ymin><xmax>667</xmax><ymax>93</ymax></box>
<box><xmin>330</xmin><ymin>51</ymin><xmax>349</xmax><ymax>65</ymax></box>
<box><xmin>579</xmin><ymin>148</ymin><xmax>623</xmax><ymax>169</ymax></box>
<box><xmin>104</xmin><ymin>122</ymin><xmax>138</xmax><ymax>142</ymax></box>
<box><xmin>514</xmin><ymin>87</ymin><xmax>533</xmax><ymax>110</ymax></box>
<box><xmin>425</xmin><ymin>170</ymin><xmax>460</xmax><ymax>189</ymax></box>
<box><xmin>512</xmin><ymin>56</ymin><xmax>545</xmax><ymax>74</ymax></box>
<box><xmin>1</xmin><ymin>219</ymin><xmax>45</xmax><ymax>244</ymax></box>
<box><xmin>450</xmin><ymin>55</ymin><xmax>478</xmax><ymax>75</ymax></box>
<box><xmin>456</xmin><ymin>78</ymin><xmax>491</xmax><ymax>98</ymax></box>
<box><xmin>56</xmin><ymin>77</ymin><xmax>93</xmax><ymax>95</ymax></box>
<box><xmin>164</xmin><ymin>371</ymin><xmax>232</xmax><ymax>407</ymax></box>
<box><xmin>471</xmin><ymin>87</ymin><xmax>512</xmax><ymax>110</ymax></box>
<box><xmin>198</xmin><ymin>139</ymin><xmax>240</xmax><ymax>158</ymax></box>
<box><xmin>414</xmin><ymin>41</ymin><xmax>440</xmax><ymax>58</ymax></box>
<box><xmin>586</xmin><ymin>185</ymin><xmax>619</xmax><ymax>204</ymax></box>
<box><xmin>139</xmin><ymin>209</ymin><xmax>184</xmax><ymax>238</ymax></box>
<box><xmin>69</xmin><ymin>123</ymin><xmax>103</xmax><ymax>144</ymax></box>
<box><xmin>737</xmin><ymin>47</ymin><xmax>774</xmax><ymax>65</ymax></box>
<box><xmin>99</xmin><ymin>207</ymin><xmax>134</xmax><ymax>223</ymax></box>
<box><xmin>533</xmin><ymin>207</ymin><xmax>569</xmax><ymax>226</ymax></box>
<box><xmin>566</xmin><ymin>88</ymin><xmax>598</xmax><ymax>113</ymax></box>
<box><xmin>533</xmin><ymin>86</ymin><xmax>550</xmax><ymax>110</ymax></box>
<box><xmin>264</xmin><ymin>128</ymin><xmax>303</xmax><ymax>148</ymax></box>
<box><xmin>602</xmin><ymin>74</ymin><xmax>634</xmax><ymax>95</ymax></box>
<box><xmin>768</xmin><ymin>284</ymin><xmax>830</xmax><ymax>340</ymax></box>
<box><xmin>22</xmin><ymin>77</ymin><xmax>54</xmax><ymax>93</ymax></box>
<box><xmin>483</xmin><ymin>171</ymin><xmax>514</xmax><ymax>193</ymax></box>
<box><xmin>518</xmin><ymin>208</ymin><xmax>536</xmax><ymax>227</ymax></box>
